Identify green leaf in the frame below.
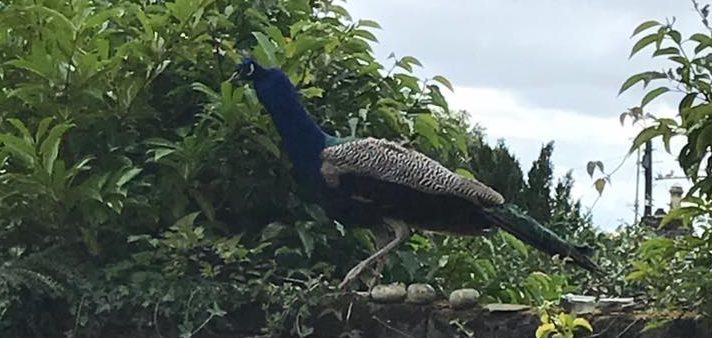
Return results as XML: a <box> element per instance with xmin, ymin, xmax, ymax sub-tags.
<box><xmin>0</xmin><ymin>133</ymin><xmax>35</xmax><ymax>167</ymax></box>
<box><xmin>535</xmin><ymin>323</ymin><xmax>557</xmax><ymax>338</ymax></box>
<box><xmin>304</xmin><ymin>203</ymin><xmax>329</xmax><ymax>224</ymax></box>
<box><xmin>573</xmin><ymin>318</ymin><xmax>593</xmax><ymax>332</ymax></box>
<box><xmin>151</xmin><ymin>148</ymin><xmax>175</xmax><ymax>161</ymax></box>
<box><xmin>691</xmin><ymin>33</ymin><xmax>712</xmax><ymax>53</ymax></box>
<box><xmin>394</xmin><ymin>73</ymin><xmax>420</xmax><ymax>92</ymax></box>
<box><xmin>300</xmin><ymin>87</ymin><xmax>324</xmax><ymax>98</ymax></box>
<box><xmin>328</xmin><ymin>4</ymin><xmax>352</xmax><ymax>20</ymax></box>
<box><xmin>166</xmin><ymin>0</ymin><xmax>196</xmax><ymax>23</ymax></box>
<box><xmin>631</xmin><ymin>20</ymin><xmax>661</xmax><ymax>37</ymax></box>
<box><xmin>132</xmin><ymin>5</ymin><xmax>154</xmax><ymax>37</ymax></box>
<box><xmin>191</xmin><ymin>189</ymin><xmax>215</xmax><ymax>222</ymax></box>
<box><xmin>652</xmin><ymin>47</ymin><xmax>679</xmax><ymax>56</ymax></box>
<box><xmin>586</xmin><ymin>161</ymin><xmax>596</xmax><ymax>177</ymax></box>
<box><xmin>455</xmin><ymin>168</ymin><xmax>475</xmax><ymax>179</ymax></box>
<box><xmin>679</xmin><ymin>92</ymin><xmax>698</xmax><ymax>111</ymax></box>
<box><xmin>695</xmin><ymin>124</ymin><xmax>712</xmax><ymax>154</ymax></box>
<box><xmin>625</xmin><ymin>270</ymin><xmax>647</xmax><ymax>281</ymax></box>
<box><xmin>594</xmin><ymin>178</ymin><xmax>606</xmax><ymax>195</ymax></box>
<box><xmin>35</xmin><ymin>117</ymin><xmax>54</xmax><ymax>143</ymax></box>
<box><xmin>397</xmin><ymin>250</ymin><xmax>421</xmax><ymax>279</ymax></box>
<box><xmin>629</xmin><ymin>33</ymin><xmax>659</xmax><ymax>58</ymax></box>
<box><xmin>641</xmin><ymin>87</ymin><xmax>669</xmax><ymax>107</ymax></box>
<box><xmin>81</xmin><ymin>8</ymin><xmax>123</xmax><ymax>32</ymax></box>
<box><xmin>261</xmin><ymin>222</ymin><xmax>286</xmax><ymax>241</ymax></box>
<box><xmin>414</xmin><ymin>114</ymin><xmax>441</xmax><ymax>147</ymax></box>
<box><xmin>595</xmin><ymin>161</ymin><xmax>604</xmax><ymax>175</ymax></box>
<box><xmin>428</xmin><ymin>85</ymin><xmax>448</xmax><ymax>110</ymax></box>
<box><xmin>66</xmin><ymin>156</ymin><xmax>94</xmax><ymax>181</ymax></box>
<box><xmin>4</xmin><ymin>58</ymin><xmax>54</xmax><ymax>82</ymax></box>
<box><xmin>401</xmin><ymin>56</ymin><xmax>422</xmax><ymax>67</ymax></box>
<box><xmin>397</xmin><ymin>56</ymin><xmax>422</xmax><ymax>72</ymax></box>
<box><xmin>353</xmin><ymin>29</ymin><xmax>378</xmax><ymax>42</ymax></box>
<box><xmin>265</xmin><ymin>25</ymin><xmax>286</xmax><ymax>47</ymax></box>
<box><xmin>662</xmin><ymin>132</ymin><xmax>672</xmax><ymax>153</ymax></box>
<box><xmin>295</xmin><ymin>222</ymin><xmax>314</xmax><ymax>258</ymax></box>
<box><xmin>7</xmin><ymin>118</ymin><xmax>32</xmax><ymax>144</ymax></box>
<box><xmin>39</xmin><ymin>123</ymin><xmax>73</xmax><ymax>174</ymax></box>
<box><xmin>432</xmin><ymin>75</ymin><xmax>454</xmax><ymax>91</ymax></box>
<box><xmin>358</xmin><ymin>19</ymin><xmax>381</xmax><ymax>29</ymax></box>
<box><xmin>116</xmin><ymin>168</ymin><xmax>142</xmax><ymax>187</ymax></box>
<box><xmin>32</xmin><ymin>5</ymin><xmax>78</xmax><ymax>34</ymax></box>
<box><xmin>689</xmin><ymin>33</ymin><xmax>712</xmax><ymax>44</ymax></box>
<box><xmin>630</xmin><ymin>126</ymin><xmax>662</xmax><ymax>153</ymax></box>
<box><xmin>286</xmin><ymin>35</ymin><xmax>325</xmax><ymax>58</ymax></box>
<box><xmin>502</xmin><ymin>232</ymin><xmax>528</xmax><ymax>258</ymax></box>
<box><xmin>174</xmin><ymin>211</ymin><xmax>201</xmax><ymax>229</ymax></box>
<box><xmin>191</xmin><ymin>82</ymin><xmax>220</xmax><ymax>100</ymax></box>
<box><xmin>252</xmin><ymin>32</ymin><xmax>279</xmax><ymax>66</ymax></box>
<box><xmin>618</xmin><ymin>71</ymin><xmax>665</xmax><ymax>95</ymax></box>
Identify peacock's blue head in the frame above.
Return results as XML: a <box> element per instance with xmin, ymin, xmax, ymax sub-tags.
<box><xmin>228</xmin><ymin>58</ymin><xmax>267</xmax><ymax>83</ymax></box>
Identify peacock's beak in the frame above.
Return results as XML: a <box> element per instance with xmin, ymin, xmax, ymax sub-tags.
<box><xmin>228</xmin><ymin>62</ymin><xmax>256</xmax><ymax>83</ymax></box>
<box><xmin>228</xmin><ymin>70</ymin><xmax>241</xmax><ymax>83</ymax></box>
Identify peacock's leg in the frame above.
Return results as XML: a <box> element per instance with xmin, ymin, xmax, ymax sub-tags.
<box><xmin>369</xmin><ymin>232</ymin><xmax>391</xmax><ymax>287</ymax></box>
<box><xmin>338</xmin><ymin>218</ymin><xmax>411</xmax><ymax>289</ymax></box>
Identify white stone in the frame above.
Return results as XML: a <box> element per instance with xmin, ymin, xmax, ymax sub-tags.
<box><xmin>406</xmin><ymin>283</ymin><xmax>437</xmax><ymax>304</ymax></box>
<box><xmin>370</xmin><ymin>283</ymin><xmax>407</xmax><ymax>303</ymax></box>
<box><xmin>449</xmin><ymin>288</ymin><xmax>480</xmax><ymax>309</ymax></box>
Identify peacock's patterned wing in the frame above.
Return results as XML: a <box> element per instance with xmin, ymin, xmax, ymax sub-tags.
<box><xmin>320</xmin><ymin>137</ymin><xmax>505</xmax><ymax>206</ymax></box>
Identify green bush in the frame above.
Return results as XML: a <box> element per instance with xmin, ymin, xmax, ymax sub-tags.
<box><xmin>617</xmin><ymin>0</ymin><xmax>712</xmax><ymax>319</ymax></box>
<box><xmin>0</xmin><ymin>0</ymin><xmax>622</xmax><ymax>336</ymax></box>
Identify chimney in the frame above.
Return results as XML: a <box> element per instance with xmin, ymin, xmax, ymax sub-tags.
<box><xmin>669</xmin><ymin>185</ymin><xmax>683</xmax><ymax>210</ymax></box>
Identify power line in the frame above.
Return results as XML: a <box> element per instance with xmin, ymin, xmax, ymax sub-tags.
<box><xmin>655</xmin><ymin>175</ymin><xmax>707</xmax><ymax>181</ymax></box>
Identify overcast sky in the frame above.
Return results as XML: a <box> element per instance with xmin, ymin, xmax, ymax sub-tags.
<box><xmin>344</xmin><ymin>0</ymin><xmax>704</xmax><ymax>230</ymax></box>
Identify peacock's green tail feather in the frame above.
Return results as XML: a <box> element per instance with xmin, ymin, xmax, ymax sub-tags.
<box><xmin>483</xmin><ymin>204</ymin><xmax>600</xmax><ymax>272</ymax></box>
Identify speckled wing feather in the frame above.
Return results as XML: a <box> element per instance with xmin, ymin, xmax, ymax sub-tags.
<box><xmin>320</xmin><ymin>137</ymin><xmax>505</xmax><ymax>206</ymax></box>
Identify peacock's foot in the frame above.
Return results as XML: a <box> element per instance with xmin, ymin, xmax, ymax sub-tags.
<box><xmin>338</xmin><ymin>218</ymin><xmax>411</xmax><ymax>290</ymax></box>
<box><xmin>338</xmin><ymin>260</ymin><xmax>370</xmax><ymax>289</ymax></box>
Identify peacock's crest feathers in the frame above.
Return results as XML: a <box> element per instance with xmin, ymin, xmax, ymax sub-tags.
<box><xmin>320</xmin><ymin>137</ymin><xmax>505</xmax><ymax>206</ymax></box>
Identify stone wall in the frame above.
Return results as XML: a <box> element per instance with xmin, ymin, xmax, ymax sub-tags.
<box><xmin>102</xmin><ymin>292</ymin><xmax>710</xmax><ymax>337</ymax></box>
<box><xmin>307</xmin><ymin>294</ymin><xmax>711</xmax><ymax>338</ymax></box>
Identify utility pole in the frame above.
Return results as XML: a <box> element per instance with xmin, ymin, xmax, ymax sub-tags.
<box><xmin>633</xmin><ymin>148</ymin><xmax>641</xmax><ymax>224</ymax></box>
<box><xmin>642</xmin><ymin>140</ymin><xmax>653</xmax><ymax>217</ymax></box>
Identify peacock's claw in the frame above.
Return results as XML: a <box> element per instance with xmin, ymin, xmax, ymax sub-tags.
<box><xmin>338</xmin><ymin>261</ymin><xmax>368</xmax><ymax>289</ymax></box>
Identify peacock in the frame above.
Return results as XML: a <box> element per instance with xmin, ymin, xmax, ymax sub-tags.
<box><xmin>229</xmin><ymin>59</ymin><xmax>599</xmax><ymax>288</ymax></box>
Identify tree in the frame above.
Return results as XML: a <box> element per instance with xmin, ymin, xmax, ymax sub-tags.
<box><xmin>0</xmin><ymin>0</ymin><xmax>482</xmax><ymax>335</ymax></box>
<box><xmin>550</xmin><ymin>171</ymin><xmax>594</xmax><ymax>240</ymax></box>
<box><xmin>470</xmin><ymin>138</ymin><xmax>527</xmax><ymax>205</ymax></box>
<box><xmin>525</xmin><ymin>141</ymin><xmax>555</xmax><ymax>223</ymax></box>
<box><xmin>0</xmin><ymin>0</ymin><xmax>629</xmax><ymax>335</ymax></box>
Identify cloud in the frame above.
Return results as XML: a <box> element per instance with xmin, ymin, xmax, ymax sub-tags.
<box><xmin>444</xmin><ymin>86</ymin><xmax>690</xmax><ymax>229</ymax></box>
<box><xmin>346</xmin><ymin>0</ymin><xmax>701</xmax><ymax>115</ymax></box>
<box><xmin>445</xmin><ymin>87</ymin><xmax>638</xmax><ymax>146</ymax></box>
<box><xmin>344</xmin><ymin>0</ymin><xmax>698</xmax><ymax>230</ymax></box>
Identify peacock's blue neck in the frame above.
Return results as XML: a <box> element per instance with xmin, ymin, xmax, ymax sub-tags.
<box><xmin>253</xmin><ymin>69</ymin><xmax>331</xmax><ymax>187</ymax></box>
